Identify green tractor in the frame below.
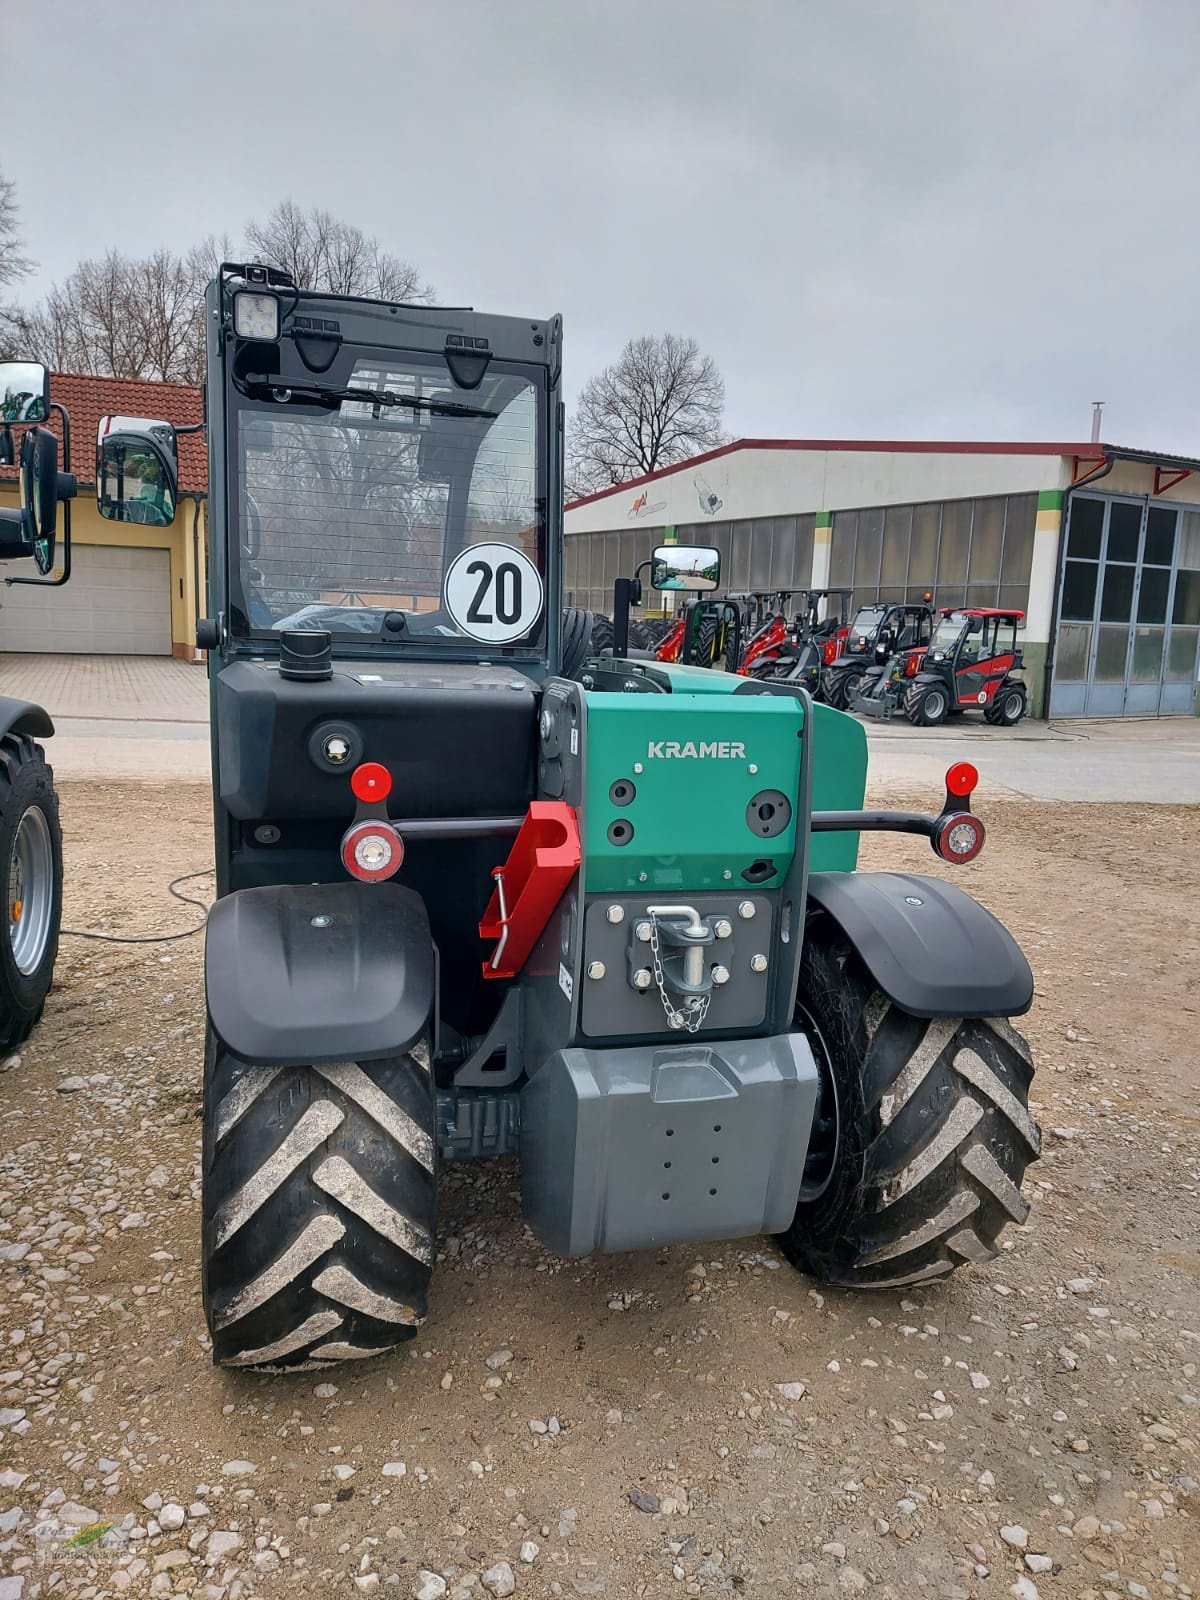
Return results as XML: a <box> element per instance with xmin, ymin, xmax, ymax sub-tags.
<box><xmin>0</xmin><ymin>360</ymin><xmax>76</xmax><ymax>1053</ymax></box>
<box><xmin>96</xmin><ymin>266</ymin><xmax>1039</xmax><ymax>1372</ymax></box>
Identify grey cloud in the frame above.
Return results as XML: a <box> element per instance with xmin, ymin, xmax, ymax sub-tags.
<box><xmin>4</xmin><ymin>0</ymin><xmax>1197</xmax><ymax>450</ymax></box>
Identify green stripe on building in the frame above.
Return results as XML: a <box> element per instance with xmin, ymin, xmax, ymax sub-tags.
<box><xmin>1037</xmin><ymin>489</ymin><xmax>1064</xmax><ymax>511</ymax></box>
<box><xmin>815</xmin><ymin>510</ymin><xmax>834</xmax><ymax>529</ymax></box>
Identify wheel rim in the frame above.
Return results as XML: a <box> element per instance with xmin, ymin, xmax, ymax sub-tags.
<box><xmin>1003</xmin><ymin>692</ymin><xmax>1023</xmax><ymax>721</ymax></box>
<box><xmin>923</xmin><ymin>688</ymin><xmax>947</xmax><ymax>719</ymax></box>
<box><xmin>8</xmin><ymin>806</ymin><xmax>54</xmax><ymax>976</ymax></box>
<box><xmin>794</xmin><ymin>1000</ymin><xmax>841</xmax><ymax>1201</ymax></box>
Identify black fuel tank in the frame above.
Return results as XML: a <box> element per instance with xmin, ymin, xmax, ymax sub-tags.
<box><xmin>216</xmin><ymin>659</ymin><xmax>538</xmax><ymax>821</ymax></box>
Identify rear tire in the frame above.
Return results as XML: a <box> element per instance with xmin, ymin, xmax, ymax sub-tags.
<box><xmin>202</xmin><ymin>1027</ymin><xmax>437</xmax><ymax>1370</ymax></box>
<box><xmin>0</xmin><ymin>737</ymin><xmax>63</xmax><ymax>1052</ymax></box>
<box><xmin>560</xmin><ymin>608</ymin><xmax>595</xmax><ymax>678</ymax></box>
<box><xmin>778</xmin><ymin>917</ymin><xmax>1039</xmax><ymax>1289</ymax></box>
<box><xmin>905</xmin><ymin>682</ymin><xmax>951</xmax><ymax>726</ymax></box>
<box><xmin>985</xmin><ymin>684</ymin><xmax>1027</xmax><ymax>726</ymax></box>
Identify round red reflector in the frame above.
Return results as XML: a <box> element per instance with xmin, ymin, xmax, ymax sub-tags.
<box><xmin>945</xmin><ymin>760</ymin><xmax>978</xmax><ymax>798</ymax></box>
<box><xmin>340</xmin><ymin>820</ymin><xmax>403</xmax><ymax>883</ymax></box>
<box><xmin>934</xmin><ymin>811</ymin><xmax>985</xmax><ymax>865</ymax></box>
<box><xmin>351</xmin><ymin>762</ymin><xmax>392</xmax><ymax>803</ymax></box>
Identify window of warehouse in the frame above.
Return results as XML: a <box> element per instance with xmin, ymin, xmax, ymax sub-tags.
<box><xmin>673</xmin><ymin>515</ymin><xmax>816</xmax><ymax>594</ymax></box>
<box><xmin>828</xmin><ymin>494</ymin><xmax>1036</xmax><ymax>612</ymax></box>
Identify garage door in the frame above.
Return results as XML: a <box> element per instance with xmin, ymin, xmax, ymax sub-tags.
<box><xmin>0</xmin><ymin>544</ymin><xmax>173</xmax><ymax>655</ymax></box>
<box><xmin>1049</xmin><ymin>495</ymin><xmax>1200</xmax><ymax>717</ymax></box>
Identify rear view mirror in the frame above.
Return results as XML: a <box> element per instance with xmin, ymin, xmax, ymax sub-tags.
<box><xmin>651</xmin><ymin>543</ymin><xmax>721</xmax><ymax>592</ymax></box>
<box><xmin>97</xmin><ymin>415</ymin><xmax>179</xmax><ymax>526</ymax></box>
<box><xmin>0</xmin><ymin>360</ymin><xmax>50</xmax><ymax>425</ymax></box>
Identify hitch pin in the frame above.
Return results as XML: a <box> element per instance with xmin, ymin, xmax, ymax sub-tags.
<box><xmin>648</xmin><ymin>903</ymin><xmax>708</xmax><ymax>988</ymax></box>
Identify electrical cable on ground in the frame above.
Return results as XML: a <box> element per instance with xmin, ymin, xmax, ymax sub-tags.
<box><xmin>61</xmin><ymin>871</ymin><xmax>214</xmax><ymax>944</ymax></box>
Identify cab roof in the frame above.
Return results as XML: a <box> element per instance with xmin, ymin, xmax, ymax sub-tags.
<box><xmin>940</xmin><ymin>606</ymin><xmax>1025</xmax><ymax>620</ymax></box>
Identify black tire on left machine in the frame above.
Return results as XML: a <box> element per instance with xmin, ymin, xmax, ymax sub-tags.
<box><xmin>0</xmin><ymin>736</ymin><xmax>63</xmax><ymax>1052</ymax></box>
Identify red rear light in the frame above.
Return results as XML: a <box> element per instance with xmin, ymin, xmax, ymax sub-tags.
<box><xmin>351</xmin><ymin>762</ymin><xmax>392</xmax><ymax>804</ymax></box>
<box><xmin>945</xmin><ymin>761</ymin><xmax>978</xmax><ymax>799</ymax></box>
<box><xmin>904</xmin><ymin>654</ymin><xmax>918</xmax><ymax>676</ymax></box>
<box><xmin>933</xmin><ymin>811</ymin><xmax>985</xmax><ymax>864</ymax></box>
<box><xmin>341</xmin><ymin>820</ymin><xmax>404</xmax><ymax>882</ymax></box>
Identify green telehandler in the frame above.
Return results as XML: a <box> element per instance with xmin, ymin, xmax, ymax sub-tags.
<box><xmin>91</xmin><ymin>265</ymin><xmax>1038</xmax><ymax>1371</ymax></box>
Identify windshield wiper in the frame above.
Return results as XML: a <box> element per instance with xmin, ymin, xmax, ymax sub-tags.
<box><xmin>245</xmin><ymin>377</ymin><xmax>497</xmax><ymax>419</ymax></box>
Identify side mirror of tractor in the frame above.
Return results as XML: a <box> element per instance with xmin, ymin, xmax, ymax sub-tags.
<box><xmin>96</xmin><ymin>415</ymin><xmax>179</xmax><ymax>527</ymax></box>
<box><xmin>651</xmin><ymin>543</ymin><xmax>722</xmax><ymax>592</ymax></box>
<box><xmin>0</xmin><ymin>427</ymin><xmax>75</xmax><ymax>574</ymax></box>
<box><xmin>0</xmin><ymin>359</ymin><xmax>50</xmax><ymax>426</ymax></box>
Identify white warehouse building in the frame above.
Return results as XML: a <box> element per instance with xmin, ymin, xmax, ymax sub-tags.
<box><xmin>564</xmin><ymin>437</ymin><xmax>1200</xmax><ymax>718</ymax></box>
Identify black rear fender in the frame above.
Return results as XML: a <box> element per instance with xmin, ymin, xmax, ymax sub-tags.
<box><xmin>205</xmin><ymin>881</ymin><xmax>435</xmax><ymax>1066</ymax></box>
<box><xmin>806</xmin><ymin>871</ymin><xmax>1033</xmax><ymax>1018</ymax></box>
<box><xmin>0</xmin><ymin>696</ymin><xmax>54</xmax><ymax>742</ymax></box>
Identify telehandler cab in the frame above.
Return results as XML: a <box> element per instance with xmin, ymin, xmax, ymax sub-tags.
<box><xmin>97</xmin><ymin>266</ymin><xmax>1040</xmax><ymax>1372</ymax></box>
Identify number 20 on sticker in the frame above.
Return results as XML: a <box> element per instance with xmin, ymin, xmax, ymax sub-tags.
<box><xmin>443</xmin><ymin>542</ymin><xmax>545</xmax><ymax>644</ymax></box>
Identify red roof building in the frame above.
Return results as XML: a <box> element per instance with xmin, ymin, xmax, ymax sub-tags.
<box><xmin>1</xmin><ymin>373</ymin><xmax>207</xmax><ymax>493</ymax></box>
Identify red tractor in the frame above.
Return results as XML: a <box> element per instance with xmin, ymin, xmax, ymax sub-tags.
<box><xmin>853</xmin><ymin>608</ymin><xmax>1028</xmax><ymax>727</ymax></box>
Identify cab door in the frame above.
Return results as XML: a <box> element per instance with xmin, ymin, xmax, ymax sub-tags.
<box><xmin>956</xmin><ymin>617</ymin><xmax>1016</xmax><ymax>707</ymax></box>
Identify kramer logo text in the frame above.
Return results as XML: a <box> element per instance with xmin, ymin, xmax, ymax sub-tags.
<box><xmin>646</xmin><ymin>740</ymin><xmax>747</xmax><ymax>759</ymax></box>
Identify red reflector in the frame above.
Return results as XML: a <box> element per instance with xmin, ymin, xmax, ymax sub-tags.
<box><xmin>340</xmin><ymin>820</ymin><xmax>403</xmax><ymax>883</ymax></box>
<box><xmin>933</xmin><ymin>811</ymin><xmax>985</xmax><ymax>865</ymax></box>
<box><xmin>351</xmin><ymin>762</ymin><xmax>392</xmax><ymax>803</ymax></box>
<box><xmin>945</xmin><ymin>760</ymin><xmax>978</xmax><ymax>798</ymax></box>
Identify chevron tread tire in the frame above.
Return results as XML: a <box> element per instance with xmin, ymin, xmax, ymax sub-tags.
<box><xmin>202</xmin><ymin>1026</ymin><xmax>437</xmax><ymax>1370</ymax></box>
<box><xmin>560</xmin><ymin>607</ymin><xmax>595</xmax><ymax>678</ymax></box>
<box><xmin>779</xmin><ymin>917</ymin><xmax>1039</xmax><ymax>1289</ymax></box>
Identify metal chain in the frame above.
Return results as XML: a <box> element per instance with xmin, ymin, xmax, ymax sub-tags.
<box><xmin>647</xmin><ymin>912</ymin><xmax>711</xmax><ymax>1034</ymax></box>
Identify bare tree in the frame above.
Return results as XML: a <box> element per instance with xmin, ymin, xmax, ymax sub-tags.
<box><xmin>13</xmin><ymin>248</ymin><xmax>210</xmax><ymax>383</ymax></box>
<box><xmin>0</xmin><ymin>171</ymin><xmax>32</xmax><ymax>291</ymax></box>
<box><xmin>245</xmin><ymin>201</ymin><xmax>434</xmax><ymax>303</ymax></box>
<box><xmin>0</xmin><ymin>171</ymin><xmax>34</xmax><ymax>360</ymax></box>
<box><xmin>566</xmin><ymin>334</ymin><xmax>726</xmax><ymax>498</ymax></box>
<box><xmin>10</xmin><ymin>202</ymin><xmax>432</xmax><ymax>381</ymax></box>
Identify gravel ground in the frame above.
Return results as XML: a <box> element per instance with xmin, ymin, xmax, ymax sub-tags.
<box><xmin>0</xmin><ymin>779</ymin><xmax>1197</xmax><ymax>1600</ymax></box>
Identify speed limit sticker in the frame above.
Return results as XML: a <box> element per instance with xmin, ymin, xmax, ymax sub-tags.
<box><xmin>443</xmin><ymin>542</ymin><xmax>544</xmax><ymax>644</ymax></box>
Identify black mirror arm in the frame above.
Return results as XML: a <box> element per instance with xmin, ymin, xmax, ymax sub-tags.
<box><xmin>6</xmin><ymin>497</ymin><xmax>71</xmax><ymax>588</ymax></box>
<box><xmin>7</xmin><ymin>401</ymin><xmax>76</xmax><ymax>589</ymax></box>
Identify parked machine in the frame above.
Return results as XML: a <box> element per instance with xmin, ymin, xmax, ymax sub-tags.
<box><xmin>739</xmin><ymin>588</ymin><xmax>853</xmax><ymax>691</ymax></box>
<box><xmin>95</xmin><ymin>266</ymin><xmax>1039</xmax><ymax>1372</ymax></box>
<box><xmin>654</xmin><ymin>595</ymin><xmax>742</xmax><ymax>670</ymax></box>
<box><xmin>853</xmin><ymin>607</ymin><xmax>1028</xmax><ymax>727</ymax></box>
<box><xmin>0</xmin><ymin>361</ymin><xmax>77</xmax><ymax>1051</ymax></box>
<box><xmin>824</xmin><ymin>599</ymin><xmax>935</xmax><ymax>710</ymax></box>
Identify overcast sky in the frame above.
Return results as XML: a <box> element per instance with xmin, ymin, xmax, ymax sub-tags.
<box><xmin>5</xmin><ymin>1</ymin><xmax>1199</xmax><ymax>452</ymax></box>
